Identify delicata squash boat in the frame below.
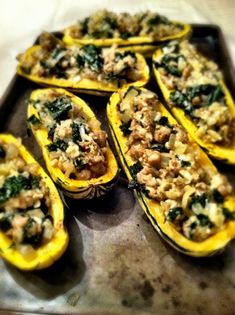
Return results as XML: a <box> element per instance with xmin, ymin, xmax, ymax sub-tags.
<box><xmin>107</xmin><ymin>86</ymin><xmax>235</xmax><ymax>257</ymax></box>
<box><xmin>27</xmin><ymin>88</ymin><xmax>119</xmax><ymax>199</ymax></box>
<box><xmin>0</xmin><ymin>134</ymin><xmax>68</xmax><ymax>270</ymax></box>
<box><xmin>152</xmin><ymin>40</ymin><xmax>235</xmax><ymax>164</ymax></box>
<box><xmin>16</xmin><ymin>32</ymin><xmax>149</xmax><ymax>95</ymax></box>
<box><xmin>63</xmin><ymin>9</ymin><xmax>191</xmax><ymax>56</ymax></box>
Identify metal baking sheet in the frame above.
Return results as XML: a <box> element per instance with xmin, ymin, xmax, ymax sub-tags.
<box><xmin>0</xmin><ymin>25</ymin><xmax>235</xmax><ymax>315</ymax></box>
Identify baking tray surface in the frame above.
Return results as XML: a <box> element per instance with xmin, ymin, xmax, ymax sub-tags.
<box><xmin>0</xmin><ymin>24</ymin><xmax>235</xmax><ymax>315</ymax></box>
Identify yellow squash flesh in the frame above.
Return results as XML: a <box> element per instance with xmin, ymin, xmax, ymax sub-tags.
<box><xmin>63</xmin><ymin>23</ymin><xmax>191</xmax><ymax>56</ymax></box>
<box><xmin>107</xmin><ymin>87</ymin><xmax>235</xmax><ymax>257</ymax></box>
<box><xmin>17</xmin><ymin>46</ymin><xmax>149</xmax><ymax>95</ymax></box>
<box><xmin>0</xmin><ymin>134</ymin><xmax>68</xmax><ymax>270</ymax></box>
<box><xmin>153</xmin><ymin>48</ymin><xmax>235</xmax><ymax>164</ymax></box>
<box><xmin>28</xmin><ymin>88</ymin><xmax>119</xmax><ymax>199</ymax></box>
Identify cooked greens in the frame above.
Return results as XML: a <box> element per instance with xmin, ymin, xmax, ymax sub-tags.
<box><xmin>170</xmin><ymin>84</ymin><xmax>224</xmax><ymax>117</ymax></box>
<box><xmin>0</xmin><ymin>145</ymin><xmax>6</xmax><ymax>158</ymax></box>
<box><xmin>45</xmin><ymin>96</ymin><xmax>72</xmax><ymax>121</ymax></box>
<box><xmin>0</xmin><ymin>174</ymin><xmax>40</xmax><ymax>204</ymax></box>
<box><xmin>47</xmin><ymin>139</ymin><xmax>68</xmax><ymax>152</ymax></box>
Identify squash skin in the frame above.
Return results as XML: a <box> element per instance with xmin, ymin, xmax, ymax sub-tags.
<box><xmin>153</xmin><ymin>48</ymin><xmax>235</xmax><ymax>165</ymax></box>
<box><xmin>28</xmin><ymin>88</ymin><xmax>119</xmax><ymax>199</ymax></box>
<box><xmin>0</xmin><ymin>134</ymin><xmax>68</xmax><ymax>270</ymax></box>
<box><xmin>63</xmin><ymin>23</ymin><xmax>191</xmax><ymax>56</ymax></box>
<box><xmin>16</xmin><ymin>46</ymin><xmax>149</xmax><ymax>95</ymax></box>
<box><xmin>107</xmin><ymin>87</ymin><xmax>235</xmax><ymax>257</ymax></box>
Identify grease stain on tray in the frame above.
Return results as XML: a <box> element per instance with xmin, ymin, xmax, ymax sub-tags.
<box><xmin>67</xmin><ymin>292</ymin><xmax>80</xmax><ymax>307</ymax></box>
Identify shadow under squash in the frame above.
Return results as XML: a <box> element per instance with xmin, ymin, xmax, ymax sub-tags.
<box><xmin>5</xmin><ymin>214</ymin><xmax>85</xmax><ymax>300</ymax></box>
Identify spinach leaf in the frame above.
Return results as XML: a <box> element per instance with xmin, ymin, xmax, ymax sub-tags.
<box><xmin>47</xmin><ymin>139</ymin><xmax>68</xmax><ymax>152</ymax></box>
<box><xmin>115</xmin><ymin>51</ymin><xmax>136</xmax><ymax>62</ymax></box>
<box><xmin>51</xmin><ymin>47</ymin><xmax>66</xmax><ymax>59</ymax></box>
<box><xmin>30</xmin><ymin>175</ymin><xmax>41</xmax><ymax>189</ymax></box>
<box><xmin>27</xmin><ymin>114</ymin><xmax>41</xmax><ymax>126</ymax></box>
<box><xmin>0</xmin><ymin>145</ymin><xmax>6</xmax><ymax>158</ymax></box>
<box><xmin>23</xmin><ymin>217</ymin><xmax>43</xmax><ymax>247</ymax></box>
<box><xmin>81</xmin><ymin>44</ymin><xmax>103</xmax><ymax>72</ymax></box>
<box><xmin>158</xmin><ymin>116</ymin><xmax>173</xmax><ymax>128</ymax></box>
<box><xmin>197</xmin><ymin>214</ymin><xmax>211</xmax><ymax>227</ymax></box>
<box><xmin>128</xmin><ymin>161</ymin><xmax>143</xmax><ymax>190</ymax></box>
<box><xmin>74</xmin><ymin>158</ymin><xmax>87</xmax><ymax>170</ymax></box>
<box><xmin>48</xmin><ymin>124</ymin><xmax>56</xmax><ymax>140</ymax></box>
<box><xmin>129</xmin><ymin>161</ymin><xmax>143</xmax><ymax>177</ymax></box>
<box><xmin>222</xmin><ymin>207</ymin><xmax>234</xmax><ymax>220</ymax></box>
<box><xmin>29</xmin><ymin>99</ymin><xmax>40</xmax><ymax>108</ymax></box>
<box><xmin>176</xmin><ymin>156</ymin><xmax>191</xmax><ymax>167</ymax></box>
<box><xmin>148</xmin><ymin>14</ymin><xmax>169</xmax><ymax>26</ymax></box>
<box><xmin>167</xmin><ymin>207</ymin><xmax>183</xmax><ymax>222</ymax></box>
<box><xmin>128</xmin><ymin>178</ymin><xmax>150</xmax><ymax>197</ymax></box>
<box><xmin>180</xmin><ymin>160</ymin><xmax>191</xmax><ymax>167</ymax></box>
<box><xmin>185</xmin><ymin>85</ymin><xmax>201</xmax><ymax>100</ymax></box>
<box><xmin>123</xmin><ymin>86</ymin><xmax>141</xmax><ymax>99</ymax></box>
<box><xmin>0</xmin><ymin>174</ymin><xmax>41</xmax><ymax>204</ymax></box>
<box><xmin>190</xmin><ymin>85</ymin><xmax>222</xmax><ymax>105</ymax></box>
<box><xmin>91</xmin><ymin>16</ymin><xmax>117</xmax><ymax>38</ymax></box>
<box><xmin>45</xmin><ymin>96</ymin><xmax>72</xmax><ymax>121</ymax></box>
<box><xmin>186</xmin><ymin>84</ymin><xmax>224</xmax><ymax>106</ymax></box>
<box><xmin>104</xmin><ymin>51</ymin><xmax>136</xmax><ymax>81</ymax></box>
<box><xmin>188</xmin><ymin>221</ymin><xmax>197</xmax><ymax>239</ymax></box>
<box><xmin>41</xmin><ymin>47</ymin><xmax>66</xmax><ymax>79</ymax></box>
<box><xmin>120</xmin><ymin>120</ymin><xmax>131</xmax><ymax>136</ymax></box>
<box><xmin>40</xmin><ymin>59</ymin><xmax>67</xmax><ymax>79</ymax></box>
<box><xmin>0</xmin><ymin>215</ymin><xmax>12</xmax><ymax>232</ymax></box>
<box><xmin>156</xmin><ymin>54</ymin><xmax>186</xmax><ymax>77</ymax></box>
<box><xmin>128</xmin><ymin>161</ymin><xmax>150</xmax><ymax>197</ymax></box>
<box><xmin>20</xmin><ymin>65</ymin><xmax>31</xmax><ymax>74</ymax></box>
<box><xmin>72</xmin><ymin>121</ymin><xmax>87</xmax><ymax>142</ymax></box>
<box><xmin>104</xmin><ymin>16</ymin><xmax>117</xmax><ymax>30</ymax></box>
<box><xmin>209</xmin><ymin>189</ymin><xmax>224</xmax><ymax>203</ymax></box>
<box><xmin>121</xmin><ymin>31</ymin><xmax>132</xmax><ymax>39</ymax></box>
<box><xmin>39</xmin><ymin>199</ymin><xmax>50</xmax><ymax>216</ymax></box>
<box><xmin>187</xmin><ymin>215</ymin><xmax>213</xmax><ymax>238</ymax></box>
<box><xmin>151</xmin><ymin>143</ymin><xmax>169</xmax><ymax>153</ymax></box>
<box><xmin>170</xmin><ymin>89</ymin><xmax>187</xmax><ymax>105</ymax></box>
<box><xmin>76</xmin><ymin>54</ymin><xmax>85</xmax><ymax>68</ymax></box>
<box><xmin>170</xmin><ymin>84</ymin><xmax>224</xmax><ymax>118</ymax></box>
<box><xmin>128</xmin><ymin>178</ymin><xmax>140</xmax><ymax>190</ymax></box>
<box><xmin>205</xmin><ymin>85</ymin><xmax>224</xmax><ymax>105</ymax></box>
<box><xmin>80</xmin><ymin>17</ymin><xmax>89</xmax><ymax>35</ymax></box>
<box><xmin>170</xmin><ymin>90</ymin><xmax>194</xmax><ymax>117</ymax></box>
<box><xmin>190</xmin><ymin>193</ymin><xmax>207</xmax><ymax>209</ymax></box>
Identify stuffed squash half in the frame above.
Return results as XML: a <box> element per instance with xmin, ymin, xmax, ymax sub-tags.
<box><xmin>107</xmin><ymin>86</ymin><xmax>235</xmax><ymax>256</ymax></box>
<box><xmin>27</xmin><ymin>88</ymin><xmax>119</xmax><ymax>199</ymax></box>
<box><xmin>63</xmin><ymin>10</ymin><xmax>191</xmax><ymax>56</ymax></box>
<box><xmin>0</xmin><ymin>134</ymin><xmax>68</xmax><ymax>270</ymax></box>
<box><xmin>17</xmin><ymin>32</ymin><xmax>149</xmax><ymax>95</ymax></box>
<box><xmin>153</xmin><ymin>40</ymin><xmax>235</xmax><ymax>164</ymax></box>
